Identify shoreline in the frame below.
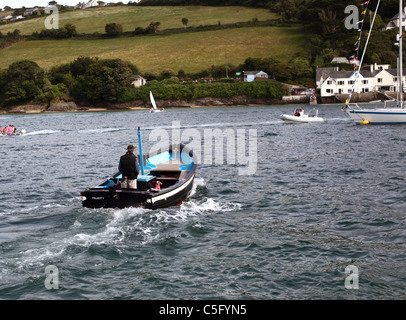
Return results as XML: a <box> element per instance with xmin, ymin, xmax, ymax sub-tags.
<box><xmin>2</xmin><ymin>92</ymin><xmax>378</xmax><ymax>115</ymax></box>
<box><xmin>0</xmin><ymin>104</ymin><xmax>288</xmax><ymax>115</ymax></box>
<box><xmin>0</xmin><ymin>97</ymin><xmax>300</xmax><ymax>115</ymax></box>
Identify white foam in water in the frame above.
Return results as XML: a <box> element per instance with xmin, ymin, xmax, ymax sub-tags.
<box><xmin>24</xmin><ymin>129</ymin><xmax>61</xmax><ymax>136</ymax></box>
<box><xmin>189</xmin><ymin>177</ymin><xmax>205</xmax><ymax>197</ymax></box>
<box><xmin>73</xmin><ymin>220</ymin><xmax>82</xmax><ymax>227</ymax></box>
<box><xmin>180</xmin><ymin>198</ymin><xmax>242</xmax><ymax>215</ymax></box>
<box><xmin>79</xmin><ymin>128</ymin><xmax>126</xmax><ymax>134</ymax></box>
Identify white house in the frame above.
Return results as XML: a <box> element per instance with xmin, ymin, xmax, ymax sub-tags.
<box><xmin>10</xmin><ymin>15</ymin><xmax>24</xmax><ymax>21</ymax></box>
<box><xmin>131</xmin><ymin>75</ymin><xmax>147</xmax><ymax>88</ymax></box>
<box><xmin>23</xmin><ymin>7</ymin><xmax>40</xmax><ymax>16</ymax></box>
<box><xmin>243</xmin><ymin>71</ymin><xmax>268</xmax><ymax>82</ymax></box>
<box><xmin>76</xmin><ymin>1</ymin><xmax>101</xmax><ymax>9</ymax></box>
<box><xmin>317</xmin><ymin>64</ymin><xmax>405</xmax><ymax>98</ymax></box>
<box><xmin>384</xmin><ymin>7</ymin><xmax>406</xmax><ymax>31</ymax></box>
<box><xmin>0</xmin><ymin>14</ymin><xmax>13</xmax><ymax>22</ymax></box>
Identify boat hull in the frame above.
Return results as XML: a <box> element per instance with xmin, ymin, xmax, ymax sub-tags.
<box><xmin>346</xmin><ymin>108</ymin><xmax>406</xmax><ymax>124</ymax></box>
<box><xmin>280</xmin><ymin>114</ymin><xmax>324</xmax><ymax>123</ymax></box>
<box><xmin>80</xmin><ymin>173</ymin><xmax>195</xmax><ymax>209</ymax></box>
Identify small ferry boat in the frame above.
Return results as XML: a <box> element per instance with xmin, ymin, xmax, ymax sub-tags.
<box><xmin>80</xmin><ymin>129</ymin><xmax>197</xmax><ymax>209</ymax></box>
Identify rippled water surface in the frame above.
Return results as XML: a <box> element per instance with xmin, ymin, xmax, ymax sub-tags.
<box><xmin>0</xmin><ymin>104</ymin><xmax>405</xmax><ymax>300</ymax></box>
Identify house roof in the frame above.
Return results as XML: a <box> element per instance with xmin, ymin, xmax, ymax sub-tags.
<box><xmin>244</xmin><ymin>71</ymin><xmax>268</xmax><ymax>75</ymax></box>
<box><xmin>132</xmin><ymin>74</ymin><xmax>146</xmax><ymax>81</ymax></box>
<box><xmin>385</xmin><ymin>68</ymin><xmax>406</xmax><ymax>76</ymax></box>
<box><xmin>316</xmin><ymin>67</ymin><xmax>339</xmax><ymax>82</ymax></box>
<box><xmin>0</xmin><ymin>15</ymin><xmax>13</xmax><ymax>20</ymax></box>
<box><xmin>331</xmin><ymin>57</ymin><xmax>350</xmax><ymax>64</ymax></box>
<box><xmin>316</xmin><ymin>65</ymin><xmax>404</xmax><ymax>83</ymax></box>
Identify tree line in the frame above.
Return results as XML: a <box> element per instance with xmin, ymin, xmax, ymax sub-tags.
<box><xmin>0</xmin><ymin>57</ymin><xmax>288</xmax><ymax>108</ymax></box>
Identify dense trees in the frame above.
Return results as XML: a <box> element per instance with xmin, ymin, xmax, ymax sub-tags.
<box><xmin>31</xmin><ymin>23</ymin><xmax>77</xmax><ymax>39</ymax></box>
<box><xmin>0</xmin><ymin>56</ymin><xmax>290</xmax><ymax>108</ymax></box>
<box><xmin>105</xmin><ymin>23</ymin><xmax>123</xmax><ymax>37</ymax></box>
<box><xmin>0</xmin><ymin>58</ymin><xmax>138</xmax><ymax>107</ymax></box>
<box><xmin>120</xmin><ymin>78</ymin><xmax>288</xmax><ymax>103</ymax></box>
<box><xmin>59</xmin><ymin>57</ymin><xmax>137</xmax><ymax>103</ymax></box>
<box><xmin>0</xmin><ymin>60</ymin><xmax>50</xmax><ymax>105</ymax></box>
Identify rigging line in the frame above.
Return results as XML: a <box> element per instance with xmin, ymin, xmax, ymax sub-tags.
<box><xmin>352</xmin><ymin>0</ymin><xmax>370</xmax><ymax>66</ymax></box>
<box><xmin>348</xmin><ymin>0</ymin><xmax>381</xmax><ymax>104</ymax></box>
<box><xmin>353</xmin><ymin>2</ymin><xmax>371</xmax><ymax>76</ymax></box>
<box><xmin>347</xmin><ymin>1</ymin><xmax>371</xmax><ymax>103</ymax></box>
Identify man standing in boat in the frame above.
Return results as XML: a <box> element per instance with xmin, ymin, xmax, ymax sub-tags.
<box><xmin>119</xmin><ymin>145</ymin><xmax>140</xmax><ymax>189</ymax></box>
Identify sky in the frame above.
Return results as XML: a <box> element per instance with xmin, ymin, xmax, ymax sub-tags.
<box><xmin>1</xmin><ymin>1</ymin><xmax>132</xmax><ymax>10</ymax></box>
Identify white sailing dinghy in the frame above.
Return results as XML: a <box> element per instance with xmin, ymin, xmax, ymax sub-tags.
<box><xmin>343</xmin><ymin>0</ymin><xmax>406</xmax><ymax>124</ymax></box>
<box><xmin>149</xmin><ymin>91</ymin><xmax>164</xmax><ymax>113</ymax></box>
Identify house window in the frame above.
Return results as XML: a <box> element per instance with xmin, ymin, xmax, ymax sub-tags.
<box><xmin>362</xmin><ymin>80</ymin><xmax>368</xmax><ymax>84</ymax></box>
<box><xmin>326</xmin><ymin>89</ymin><xmax>333</xmax><ymax>93</ymax></box>
<box><xmin>378</xmin><ymin>78</ymin><xmax>383</xmax><ymax>83</ymax></box>
<box><xmin>348</xmin><ymin>80</ymin><xmax>354</xmax><ymax>85</ymax></box>
<box><xmin>394</xmin><ymin>77</ymin><xmax>397</xmax><ymax>82</ymax></box>
<box><xmin>327</xmin><ymin>80</ymin><xmax>332</xmax><ymax>85</ymax></box>
<box><xmin>337</xmin><ymin>81</ymin><xmax>344</xmax><ymax>85</ymax></box>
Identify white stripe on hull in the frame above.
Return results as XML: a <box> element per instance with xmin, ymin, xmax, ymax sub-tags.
<box><xmin>149</xmin><ymin>174</ymin><xmax>194</xmax><ymax>204</ymax></box>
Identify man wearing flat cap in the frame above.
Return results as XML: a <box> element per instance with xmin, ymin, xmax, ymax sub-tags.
<box><xmin>119</xmin><ymin>144</ymin><xmax>140</xmax><ymax>189</ymax></box>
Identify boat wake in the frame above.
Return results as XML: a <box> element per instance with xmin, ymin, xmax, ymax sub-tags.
<box><xmin>79</xmin><ymin>128</ymin><xmax>126</xmax><ymax>134</ymax></box>
<box><xmin>0</xmin><ymin>177</ymin><xmax>240</xmax><ymax>281</ymax></box>
<box><xmin>24</xmin><ymin>129</ymin><xmax>61</xmax><ymax>136</ymax></box>
<box><xmin>142</xmin><ymin>120</ymin><xmax>280</xmax><ymax>132</ymax></box>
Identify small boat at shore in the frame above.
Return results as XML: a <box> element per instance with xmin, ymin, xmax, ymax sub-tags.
<box><xmin>280</xmin><ymin>108</ymin><xmax>324</xmax><ymax>123</ymax></box>
<box><xmin>80</xmin><ymin>129</ymin><xmax>197</xmax><ymax>209</ymax></box>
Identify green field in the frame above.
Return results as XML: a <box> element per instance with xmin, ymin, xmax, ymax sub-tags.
<box><xmin>0</xmin><ymin>6</ymin><xmax>306</xmax><ymax>74</ymax></box>
<box><xmin>0</xmin><ymin>6</ymin><xmax>277</xmax><ymax>35</ymax></box>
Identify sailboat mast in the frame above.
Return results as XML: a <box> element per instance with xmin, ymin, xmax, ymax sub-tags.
<box><xmin>400</xmin><ymin>0</ymin><xmax>404</xmax><ymax>108</ymax></box>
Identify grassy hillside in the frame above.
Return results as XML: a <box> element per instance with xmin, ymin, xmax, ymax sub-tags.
<box><xmin>0</xmin><ymin>6</ymin><xmax>306</xmax><ymax>75</ymax></box>
<box><xmin>0</xmin><ymin>26</ymin><xmax>305</xmax><ymax>74</ymax></box>
<box><xmin>0</xmin><ymin>6</ymin><xmax>277</xmax><ymax>35</ymax></box>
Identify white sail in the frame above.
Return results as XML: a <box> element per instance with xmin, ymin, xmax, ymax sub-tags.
<box><xmin>150</xmin><ymin>91</ymin><xmax>157</xmax><ymax>110</ymax></box>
